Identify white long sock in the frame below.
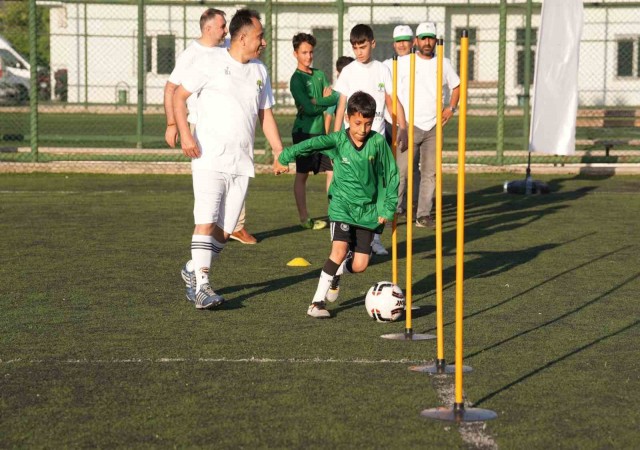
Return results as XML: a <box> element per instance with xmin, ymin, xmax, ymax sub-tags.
<box><xmin>191</xmin><ymin>235</ymin><xmax>225</xmax><ymax>290</ymax></box>
<box><xmin>312</xmin><ymin>271</ymin><xmax>334</xmax><ymax>304</ymax></box>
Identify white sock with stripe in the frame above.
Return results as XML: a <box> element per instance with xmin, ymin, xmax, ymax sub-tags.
<box><xmin>191</xmin><ymin>235</ymin><xmax>225</xmax><ymax>291</ymax></box>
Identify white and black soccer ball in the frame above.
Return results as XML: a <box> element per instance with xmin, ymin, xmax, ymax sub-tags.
<box><xmin>365</xmin><ymin>281</ymin><xmax>405</xmax><ymax>322</ymax></box>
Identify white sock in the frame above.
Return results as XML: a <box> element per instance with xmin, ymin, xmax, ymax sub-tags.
<box><xmin>191</xmin><ymin>235</ymin><xmax>225</xmax><ymax>290</ymax></box>
<box><xmin>312</xmin><ymin>271</ymin><xmax>334</xmax><ymax>304</ymax></box>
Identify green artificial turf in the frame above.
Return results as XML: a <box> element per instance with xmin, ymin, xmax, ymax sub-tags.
<box><xmin>0</xmin><ymin>173</ymin><xmax>638</xmax><ymax>448</ymax></box>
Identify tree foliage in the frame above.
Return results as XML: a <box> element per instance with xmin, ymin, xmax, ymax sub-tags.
<box><xmin>0</xmin><ymin>1</ymin><xmax>50</xmax><ymax>67</ymax></box>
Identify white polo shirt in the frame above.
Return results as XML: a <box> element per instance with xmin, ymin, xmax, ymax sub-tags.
<box><xmin>181</xmin><ymin>47</ymin><xmax>274</xmax><ymax>177</ymax></box>
<box><xmin>333</xmin><ymin>60</ymin><xmax>393</xmax><ymax>136</ymax></box>
<box><xmin>397</xmin><ymin>53</ymin><xmax>460</xmax><ymax>132</ymax></box>
<box><xmin>168</xmin><ymin>40</ymin><xmax>225</xmax><ymax>124</ymax></box>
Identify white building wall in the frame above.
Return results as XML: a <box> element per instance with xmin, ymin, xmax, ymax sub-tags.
<box><xmin>46</xmin><ymin>2</ymin><xmax>640</xmax><ymax>107</ymax></box>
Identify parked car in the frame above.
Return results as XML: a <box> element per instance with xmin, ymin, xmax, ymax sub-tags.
<box><xmin>0</xmin><ymin>34</ymin><xmax>51</xmax><ymax>102</ymax></box>
<box><xmin>0</xmin><ymin>80</ymin><xmax>22</xmax><ymax>105</ymax></box>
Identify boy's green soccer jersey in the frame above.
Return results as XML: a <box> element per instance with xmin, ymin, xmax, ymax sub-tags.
<box><xmin>279</xmin><ymin>130</ymin><xmax>399</xmax><ymax>232</ymax></box>
<box><xmin>290</xmin><ymin>68</ymin><xmax>339</xmax><ymax>135</ymax></box>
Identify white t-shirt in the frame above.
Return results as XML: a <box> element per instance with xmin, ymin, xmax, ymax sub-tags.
<box><xmin>169</xmin><ymin>40</ymin><xmax>229</xmax><ymax>123</ymax></box>
<box><xmin>333</xmin><ymin>60</ymin><xmax>393</xmax><ymax>136</ymax></box>
<box><xmin>181</xmin><ymin>47</ymin><xmax>274</xmax><ymax>177</ymax></box>
<box><xmin>168</xmin><ymin>40</ymin><xmax>227</xmax><ymax>123</ymax></box>
<box><xmin>397</xmin><ymin>53</ymin><xmax>460</xmax><ymax>131</ymax></box>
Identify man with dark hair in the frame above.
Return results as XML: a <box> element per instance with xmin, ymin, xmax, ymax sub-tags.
<box><xmin>289</xmin><ymin>32</ymin><xmax>339</xmax><ymax>230</ymax></box>
<box><xmin>397</xmin><ymin>22</ymin><xmax>460</xmax><ymax>228</ymax></box>
<box><xmin>173</xmin><ymin>8</ymin><xmax>284</xmax><ymax>309</ymax></box>
<box><xmin>274</xmin><ymin>91</ymin><xmax>399</xmax><ymax>318</ymax></box>
<box><xmin>164</xmin><ymin>8</ymin><xmax>258</xmax><ymax>248</ymax></box>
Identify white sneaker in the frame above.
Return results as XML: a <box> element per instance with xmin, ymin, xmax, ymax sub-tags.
<box><xmin>371</xmin><ymin>239</ymin><xmax>389</xmax><ymax>256</ymax></box>
<box><xmin>307</xmin><ymin>301</ymin><xmax>331</xmax><ymax>318</ymax></box>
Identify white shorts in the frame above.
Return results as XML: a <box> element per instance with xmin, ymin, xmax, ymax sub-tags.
<box><xmin>192</xmin><ymin>169</ymin><xmax>249</xmax><ymax>233</ymax></box>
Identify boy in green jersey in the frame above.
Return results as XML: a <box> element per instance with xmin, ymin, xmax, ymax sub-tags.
<box><xmin>289</xmin><ymin>33</ymin><xmax>339</xmax><ymax>231</ymax></box>
<box><xmin>274</xmin><ymin>91</ymin><xmax>399</xmax><ymax>318</ymax></box>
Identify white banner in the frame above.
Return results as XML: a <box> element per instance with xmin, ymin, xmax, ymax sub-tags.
<box><xmin>529</xmin><ymin>0</ymin><xmax>584</xmax><ymax>155</ymax></box>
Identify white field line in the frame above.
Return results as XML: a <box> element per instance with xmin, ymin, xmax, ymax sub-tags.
<box><xmin>430</xmin><ymin>375</ymin><xmax>499</xmax><ymax>450</ymax></box>
<box><xmin>0</xmin><ymin>357</ymin><xmax>430</xmax><ymax>365</ymax></box>
<box><xmin>0</xmin><ymin>190</ymin><xmax>127</xmax><ymax>195</ymax></box>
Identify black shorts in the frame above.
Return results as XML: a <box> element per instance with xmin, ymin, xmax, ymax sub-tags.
<box><xmin>330</xmin><ymin>221</ymin><xmax>374</xmax><ymax>254</ymax></box>
<box><xmin>292</xmin><ymin>131</ymin><xmax>333</xmax><ymax>174</ymax></box>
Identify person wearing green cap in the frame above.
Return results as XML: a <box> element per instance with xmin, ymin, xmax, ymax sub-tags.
<box><xmin>383</xmin><ymin>24</ymin><xmax>414</xmax><ymax>216</ymax></box>
<box><xmin>397</xmin><ymin>21</ymin><xmax>460</xmax><ymax>229</ymax></box>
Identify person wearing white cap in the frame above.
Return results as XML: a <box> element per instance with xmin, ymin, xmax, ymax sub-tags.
<box><xmin>383</xmin><ymin>25</ymin><xmax>413</xmax><ymax>216</ymax></box>
<box><xmin>397</xmin><ymin>21</ymin><xmax>460</xmax><ymax>229</ymax></box>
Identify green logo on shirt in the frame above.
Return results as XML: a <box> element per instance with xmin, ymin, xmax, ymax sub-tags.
<box><xmin>377</xmin><ymin>82</ymin><xmax>385</xmax><ymax>92</ymax></box>
<box><xmin>257</xmin><ymin>79</ymin><xmax>263</xmax><ymax>93</ymax></box>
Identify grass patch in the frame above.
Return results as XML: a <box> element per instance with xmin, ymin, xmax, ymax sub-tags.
<box><xmin>0</xmin><ymin>173</ymin><xmax>638</xmax><ymax>448</ymax></box>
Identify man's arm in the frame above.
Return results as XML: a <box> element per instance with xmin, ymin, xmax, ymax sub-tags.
<box><xmin>173</xmin><ymin>86</ymin><xmax>199</xmax><ymax>158</ymax></box>
<box><xmin>259</xmin><ymin>108</ymin><xmax>287</xmax><ymax>174</ymax></box>
<box><xmin>333</xmin><ymin>94</ymin><xmax>347</xmax><ymax>132</ymax></box>
<box><xmin>163</xmin><ymin>81</ymin><xmax>179</xmax><ymax>147</ymax></box>
<box><xmin>442</xmin><ymin>86</ymin><xmax>460</xmax><ymax>126</ymax></box>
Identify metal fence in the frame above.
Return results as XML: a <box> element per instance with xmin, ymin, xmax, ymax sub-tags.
<box><xmin>1</xmin><ymin>0</ymin><xmax>640</xmax><ymax>167</ymax></box>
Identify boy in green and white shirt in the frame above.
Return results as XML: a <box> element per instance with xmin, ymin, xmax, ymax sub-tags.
<box><xmin>274</xmin><ymin>91</ymin><xmax>399</xmax><ymax>318</ymax></box>
<box><xmin>289</xmin><ymin>33</ymin><xmax>339</xmax><ymax>230</ymax></box>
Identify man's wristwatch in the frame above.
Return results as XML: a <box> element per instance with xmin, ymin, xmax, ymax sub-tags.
<box><xmin>448</xmin><ymin>106</ymin><xmax>457</xmax><ymax>114</ymax></box>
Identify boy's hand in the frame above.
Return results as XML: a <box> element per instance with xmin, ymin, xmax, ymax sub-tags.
<box><xmin>378</xmin><ymin>216</ymin><xmax>388</xmax><ymax>225</ymax></box>
<box><xmin>323</xmin><ymin>86</ymin><xmax>333</xmax><ymax>97</ymax></box>
<box><xmin>396</xmin><ymin>127</ymin><xmax>408</xmax><ymax>153</ymax></box>
<box><xmin>273</xmin><ymin>160</ymin><xmax>289</xmax><ymax>175</ymax></box>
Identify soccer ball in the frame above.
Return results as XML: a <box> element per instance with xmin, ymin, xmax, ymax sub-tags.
<box><xmin>365</xmin><ymin>281</ymin><xmax>405</xmax><ymax>322</ymax></box>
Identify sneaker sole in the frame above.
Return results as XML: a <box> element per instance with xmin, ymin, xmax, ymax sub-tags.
<box><xmin>196</xmin><ymin>298</ymin><xmax>225</xmax><ymax>310</ymax></box>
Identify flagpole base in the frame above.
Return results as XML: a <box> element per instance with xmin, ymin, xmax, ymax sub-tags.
<box><xmin>421</xmin><ymin>403</ymin><xmax>498</xmax><ymax>422</ymax></box>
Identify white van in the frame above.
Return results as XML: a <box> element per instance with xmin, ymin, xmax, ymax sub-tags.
<box><xmin>0</xmin><ymin>34</ymin><xmax>31</xmax><ymax>100</ymax></box>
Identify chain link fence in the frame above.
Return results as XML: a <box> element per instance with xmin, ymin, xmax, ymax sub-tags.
<box><xmin>1</xmin><ymin>0</ymin><xmax>639</xmax><ymax>167</ymax></box>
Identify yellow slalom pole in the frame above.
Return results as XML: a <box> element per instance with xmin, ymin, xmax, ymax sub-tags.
<box><xmin>420</xmin><ymin>31</ymin><xmax>496</xmax><ymax>422</ymax></box>
<box><xmin>435</xmin><ymin>39</ymin><xmax>445</xmax><ymax>369</ymax></box>
<box><xmin>391</xmin><ymin>54</ymin><xmax>398</xmax><ymax>286</ymax></box>
<box><xmin>405</xmin><ymin>48</ymin><xmax>416</xmax><ymax>336</ymax></box>
<box><xmin>454</xmin><ymin>29</ymin><xmax>469</xmax><ymax>412</ymax></box>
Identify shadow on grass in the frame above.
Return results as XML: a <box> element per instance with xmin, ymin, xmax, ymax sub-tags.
<box><xmin>419</xmin><ymin>244</ymin><xmax>632</xmax><ymax>333</ymax></box>
<box><xmin>464</xmin><ymin>271</ymin><xmax>639</xmax><ymax>362</ymax></box>
<box><xmin>472</xmin><ymin>319</ymin><xmax>639</xmax><ymax>407</ymax></box>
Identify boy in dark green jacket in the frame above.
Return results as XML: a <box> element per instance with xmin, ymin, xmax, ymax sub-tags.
<box><xmin>274</xmin><ymin>91</ymin><xmax>399</xmax><ymax>318</ymax></box>
<box><xmin>289</xmin><ymin>33</ymin><xmax>339</xmax><ymax>231</ymax></box>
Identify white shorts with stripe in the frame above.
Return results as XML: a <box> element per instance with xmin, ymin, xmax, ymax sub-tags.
<box><xmin>192</xmin><ymin>169</ymin><xmax>249</xmax><ymax>234</ymax></box>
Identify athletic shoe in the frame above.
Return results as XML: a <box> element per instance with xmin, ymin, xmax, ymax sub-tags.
<box><xmin>194</xmin><ymin>283</ymin><xmax>225</xmax><ymax>310</ymax></box>
<box><xmin>300</xmin><ymin>218</ymin><xmax>327</xmax><ymax>230</ymax></box>
<box><xmin>230</xmin><ymin>228</ymin><xmax>258</xmax><ymax>244</ymax></box>
<box><xmin>416</xmin><ymin>216</ymin><xmax>435</xmax><ymax>228</ymax></box>
<box><xmin>371</xmin><ymin>239</ymin><xmax>389</xmax><ymax>256</ymax></box>
<box><xmin>307</xmin><ymin>301</ymin><xmax>331</xmax><ymax>318</ymax></box>
<box><xmin>181</xmin><ymin>264</ymin><xmax>196</xmax><ymax>303</ymax></box>
<box><xmin>326</xmin><ymin>275</ymin><xmax>340</xmax><ymax>302</ymax></box>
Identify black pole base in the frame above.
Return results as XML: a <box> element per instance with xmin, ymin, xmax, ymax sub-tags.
<box><xmin>381</xmin><ymin>328</ymin><xmax>436</xmax><ymax>341</ymax></box>
<box><xmin>409</xmin><ymin>360</ymin><xmax>473</xmax><ymax>374</ymax></box>
<box><xmin>503</xmin><ymin>176</ymin><xmax>550</xmax><ymax>195</ymax></box>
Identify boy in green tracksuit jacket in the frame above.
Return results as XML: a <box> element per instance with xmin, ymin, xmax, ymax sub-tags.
<box><xmin>289</xmin><ymin>33</ymin><xmax>340</xmax><ymax>231</ymax></box>
<box><xmin>274</xmin><ymin>91</ymin><xmax>399</xmax><ymax>319</ymax></box>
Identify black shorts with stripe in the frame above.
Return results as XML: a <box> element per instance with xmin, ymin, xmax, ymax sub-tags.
<box><xmin>292</xmin><ymin>131</ymin><xmax>333</xmax><ymax>174</ymax></box>
<box><xmin>330</xmin><ymin>221</ymin><xmax>374</xmax><ymax>254</ymax></box>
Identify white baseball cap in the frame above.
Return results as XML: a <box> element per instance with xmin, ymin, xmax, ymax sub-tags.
<box><xmin>393</xmin><ymin>25</ymin><xmax>413</xmax><ymax>42</ymax></box>
<box><xmin>416</xmin><ymin>22</ymin><xmax>437</xmax><ymax>39</ymax></box>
